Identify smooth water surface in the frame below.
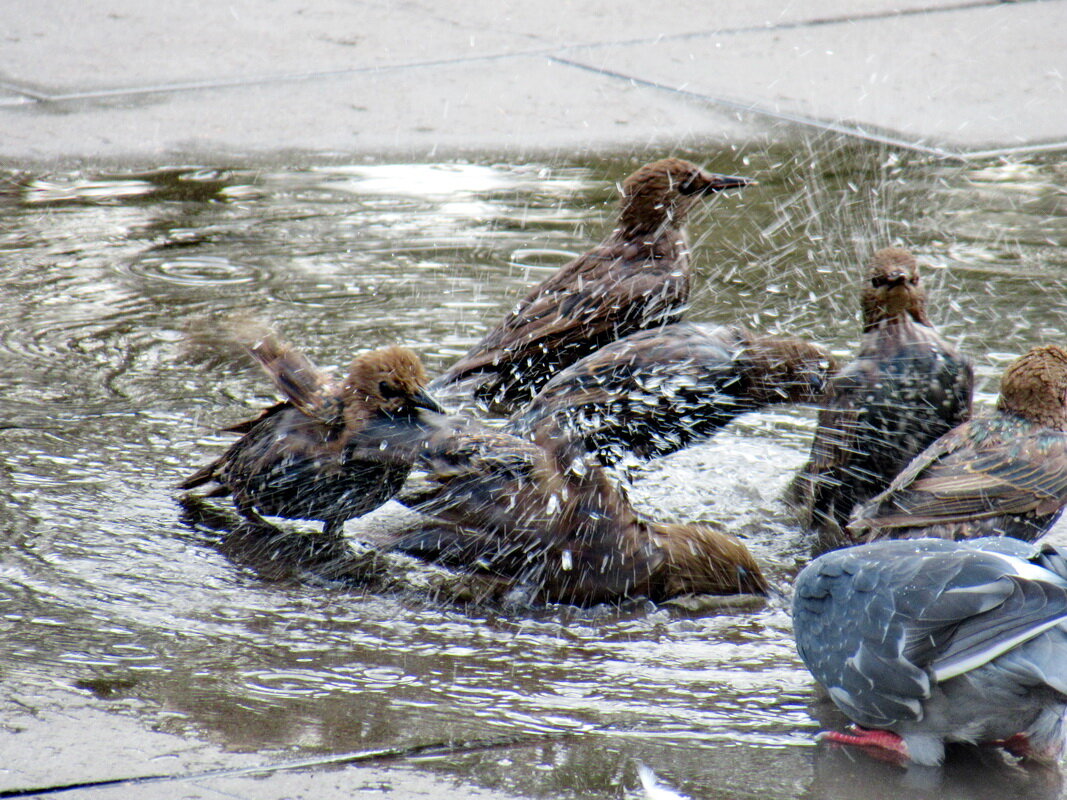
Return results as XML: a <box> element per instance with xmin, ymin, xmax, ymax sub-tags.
<box><xmin>1</xmin><ymin>143</ymin><xmax>1066</xmax><ymax>799</ymax></box>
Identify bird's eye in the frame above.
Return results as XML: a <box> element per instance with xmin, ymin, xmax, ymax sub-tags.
<box><xmin>678</xmin><ymin>173</ymin><xmax>703</xmax><ymax>195</ymax></box>
<box><xmin>379</xmin><ymin>381</ymin><xmax>404</xmax><ymax>399</ymax></box>
<box><xmin>871</xmin><ymin>276</ymin><xmax>887</xmax><ymax>287</ymax></box>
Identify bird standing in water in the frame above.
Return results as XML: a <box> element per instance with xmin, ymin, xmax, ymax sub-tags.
<box><xmin>431</xmin><ymin>158</ymin><xmax>752</xmax><ymax>411</ymax></box>
<box><xmin>790</xmin><ymin>248</ymin><xmax>973</xmax><ymax>549</ymax></box>
<box><xmin>848</xmin><ymin>344</ymin><xmax>1067</xmax><ymax>543</ymax></box>
<box><xmin>506</xmin><ymin>323</ymin><xmax>835</xmax><ymax>467</ymax></box>
<box><xmin>180</xmin><ymin>323</ymin><xmax>441</xmax><ymax>537</ymax></box>
<box><xmin>344</xmin><ymin>413</ymin><xmax>769</xmax><ymax>606</ymax></box>
<box><xmin>793</xmin><ymin>537</ymin><xmax>1067</xmax><ymax>766</ymax></box>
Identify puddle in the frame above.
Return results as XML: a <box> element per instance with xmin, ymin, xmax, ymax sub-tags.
<box><xmin>1</xmin><ymin>143</ymin><xmax>1065</xmax><ymax>798</ymax></box>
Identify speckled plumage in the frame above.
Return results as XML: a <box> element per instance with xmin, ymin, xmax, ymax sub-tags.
<box><xmin>790</xmin><ymin>248</ymin><xmax>974</xmax><ymax>547</ymax></box>
<box><xmin>431</xmin><ymin>158</ymin><xmax>752</xmax><ymax>411</ymax></box>
<box><xmin>180</xmin><ymin>325</ymin><xmax>441</xmax><ymax>536</ymax></box>
<box><xmin>793</xmin><ymin>537</ymin><xmax>1067</xmax><ymax>766</ymax></box>
<box><xmin>349</xmin><ymin>413</ymin><xmax>768</xmax><ymax>605</ymax></box>
<box><xmin>505</xmin><ymin>323</ymin><xmax>835</xmax><ymax>466</ymax></box>
<box><xmin>848</xmin><ymin>345</ymin><xmax>1067</xmax><ymax>543</ymax></box>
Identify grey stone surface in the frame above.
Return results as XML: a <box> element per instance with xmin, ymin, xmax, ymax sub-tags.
<box><xmin>1</xmin><ymin>0</ymin><xmax>1065</xmax><ymax>164</ymax></box>
<box><xmin>565</xmin><ymin>1</ymin><xmax>1067</xmax><ymax>150</ymax></box>
<box><xmin>2</xmin><ymin>703</ymin><xmax>526</xmax><ymax>800</ymax></box>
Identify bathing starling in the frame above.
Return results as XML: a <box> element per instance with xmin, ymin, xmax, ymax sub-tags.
<box><xmin>848</xmin><ymin>345</ymin><xmax>1067</xmax><ymax>543</ymax></box>
<box><xmin>350</xmin><ymin>414</ymin><xmax>768</xmax><ymax>605</ymax></box>
<box><xmin>505</xmin><ymin>323</ymin><xmax>835</xmax><ymax>466</ymax></box>
<box><xmin>431</xmin><ymin>158</ymin><xmax>752</xmax><ymax>411</ymax></box>
<box><xmin>180</xmin><ymin>323</ymin><xmax>442</xmax><ymax>537</ymax></box>
<box><xmin>794</xmin><ymin>537</ymin><xmax>1067</xmax><ymax>766</ymax></box>
<box><xmin>790</xmin><ymin>248</ymin><xmax>974</xmax><ymax>548</ymax></box>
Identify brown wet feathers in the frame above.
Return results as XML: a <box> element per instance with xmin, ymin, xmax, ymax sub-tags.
<box><xmin>180</xmin><ymin>325</ymin><xmax>438</xmax><ymax>536</ymax></box>
<box><xmin>790</xmin><ymin>248</ymin><xmax>974</xmax><ymax>544</ymax></box>
<box><xmin>432</xmin><ymin>158</ymin><xmax>751</xmax><ymax>410</ymax></box>
<box><xmin>848</xmin><ymin>345</ymin><xmax>1067</xmax><ymax>543</ymax></box>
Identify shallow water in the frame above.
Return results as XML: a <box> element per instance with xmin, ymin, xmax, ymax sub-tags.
<box><xmin>1</xmin><ymin>143</ymin><xmax>1067</xmax><ymax>799</ymax></box>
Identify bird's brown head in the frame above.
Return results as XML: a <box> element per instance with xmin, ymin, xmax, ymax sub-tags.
<box><xmin>996</xmin><ymin>345</ymin><xmax>1067</xmax><ymax>430</ymax></box>
<box><xmin>617</xmin><ymin>158</ymin><xmax>752</xmax><ymax>237</ymax></box>
<box><xmin>860</xmin><ymin>248</ymin><xmax>930</xmax><ymax>330</ymax></box>
<box><xmin>342</xmin><ymin>346</ymin><xmax>443</xmax><ymax>425</ymax></box>
<box><xmin>741</xmin><ymin>335</ymin><xmax>838</xmax><ymax>404</ymax></box>
<box><xmin>650</xmin><ymin>523</ymin><xmax>768</xmax><ymax>598</ymax></box>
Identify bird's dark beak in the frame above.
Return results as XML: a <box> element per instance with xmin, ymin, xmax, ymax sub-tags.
<box><xmin>703</xmin><ymin>174</ymin><xmax>755</xmax><ymax>194</ymax></box>
<box><xmin>409</xmin><ymin>388</ymin><xmax>445</xmax><ymax>415</ymax></box>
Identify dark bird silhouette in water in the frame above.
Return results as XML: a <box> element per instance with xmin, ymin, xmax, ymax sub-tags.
<box><xmin>505</xmin><ymin>323</ymin><xmax>835</xmax><ymax>467</ymax></box>
<box><xmin>431</xmin><ymin>158</ymin><xmax>752</xmax><ymax>411</ymax></box>
<box><xmin>180</xmin><ymin>323</ymin><xmax>442</xmax><ymax>537</ymax></box>
<box><xmin>848</xmin><ymin>345</ymin><xmax>1067</xmax><ymax>543</ymax></box>
<box><xmin>346</xmin><ymin>414</ymin><xmax>768</xmax><ymax>606</ymax></box>
<box><xmin>789</xmin><ymin>248</ymin><xmax>974</xmax><ymax>549</ymax></box>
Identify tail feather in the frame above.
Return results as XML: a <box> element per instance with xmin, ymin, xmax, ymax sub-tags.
<box><xmin>178</xmin><ymin>460</ymin><xmax>222</xmax><ymax>491</ymax></box>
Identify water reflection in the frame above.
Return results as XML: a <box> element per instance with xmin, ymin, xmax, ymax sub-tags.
<box><xmin>0</xmin><ymin>144</ymin><xmax>1065</xmax><ymax>798</ymax></box>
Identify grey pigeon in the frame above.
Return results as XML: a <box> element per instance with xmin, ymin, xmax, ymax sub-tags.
<box><xmin>793</xmin><ymin>537</ymin><xmax>1067</xmax><ymax>766</ymax></box>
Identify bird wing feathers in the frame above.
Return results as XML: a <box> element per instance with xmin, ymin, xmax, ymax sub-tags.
<box><xmin>851</xmin><ymin>423</ymin><xmax>1067</xmax><ymax>532</ymax></box>
<box><xmin>794</xmin><ymin>541</ymin><xmax>1067</xmax><ymax>728</ymax></box>
<box><xmin>438</xmin><ymin>248</ymin><xmax>686</xmax><ymax>383</ymax></box>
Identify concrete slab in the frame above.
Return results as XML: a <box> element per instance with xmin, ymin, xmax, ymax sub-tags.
<box><xmin>0</xmin><ymin>0</ymin><xmax>990</xmax><ymax>96</ymax></box>
<box><xmin>443</xmin><ymin>0</ymin><xmax>992</xmax><ymax>44</ymax></box>
<box><xmin>0</xmin><ymin>56</ymin><xmax>762</xmax><ymax>164</ymax></box>
<box><xmin>1</xmin><ymin>1</ymin><xmax>1065</xmax><ymax>170</ymax></box>
<box><xmin>0</xmin><ymin>0</ymin><xmax>535</xmax><ymax>91</ymax></box>
<box><xmin>1</xmin><ymin>703</ymin><xmax>526</xmax><ymax>800</ymax></box>
<box><xmin>561</xmin><ymin>1</ymin><xmax>1067</xmax><ymax>151</ymax></box>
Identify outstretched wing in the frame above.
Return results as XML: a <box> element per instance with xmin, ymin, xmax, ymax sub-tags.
<box><xmin>231</xmin><ymin>320</ymin><xmax>341</xmax><ymax>425</ymax></box>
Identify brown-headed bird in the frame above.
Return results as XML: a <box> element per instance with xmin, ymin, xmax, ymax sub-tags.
<box><xmin>348</xmin><ymin>414</ymin><xmax>768</xmax><ymax>606</ymax></box>
<box><xmin>180</xmin><ymin>324</ymin><xmax>442</xmax><ymax>537</ymax></box>
<box><xmin>790</xmin><ymin>248</ymin><xmax>974</xmax><ymax>547</ymax></box>
<box><xmin>505</xmin><ymin>323</ymin><xmax>835</xmax><ymax>467</ymax></box>
<box><xmin>430</xmin><ymin>158</ymin><xmax>752</xmax><ymax>411</ymax></box>
<box><xmin>848</xmin><ymin>345</ymin><xmax>1067</xmax><ymax>543</ymax></box>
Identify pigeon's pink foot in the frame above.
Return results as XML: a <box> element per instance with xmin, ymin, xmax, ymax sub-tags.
<box><xmin>987</xmin><ymin>733</ymin><xmax>1062</xmax><ymax>764</ymax></box>
<box><xmin>993</xmin><ymin>733</ymin><xmax>1032</xmax><ymax>759</ymax></box>
<box><xmin>817</xmin><ymin>725</ymin><xmax>909</xmax><ymax>762</ymax></box>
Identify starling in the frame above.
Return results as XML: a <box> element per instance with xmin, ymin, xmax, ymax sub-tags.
<box><xmin>848</xmin><ymin>345</ymin><xmax>1067</xmax><ymax>543</ymax></box>
<box><xmin>180</xmin><ymin>323</ymin><xmax>442</xmax><ymax>537</ymax></box>
<box><xmin>793</xmin><ymin>536</ymin><xmax>1067</xmax><ymax>766</ymax></box>
<box><xmin>790</xmin><ymin>248</ymin><xmax>974</xmax><ymax>547</ymax></box>
<box><xmin>350</xmin><ymin>415</ymin><xmax>768</xmax><ymax>605</ymax></box>
<box><xmin>431</xmin><ymin>158</ymin><xmax>752</xmax><ymax>411</ymax></box>
<box><xmin>505</xmin><ymin>323</ymin><xmax>835</xmax><ymax>466</ymax></box>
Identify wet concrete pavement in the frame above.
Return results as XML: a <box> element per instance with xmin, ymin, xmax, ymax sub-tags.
<box><xmin>2</xmin><ymin>0</ymin><xmax>1066</xmax><ymax>165</ymax></box>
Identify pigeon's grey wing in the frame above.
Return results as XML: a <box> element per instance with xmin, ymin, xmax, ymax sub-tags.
<box><xmin>919</xmin><ymin>567</ymin><xmax>1067</xmax><ymax>682</ymax></box>
<box><xmin>793</xmin><ymin>542</ymin><xmax>952</xmax><ymax>727</ymax></box>
<box><xmin>794</xmin><ymin>540</ymin><xmax>1067</xmax><ymax>728</ymax></box>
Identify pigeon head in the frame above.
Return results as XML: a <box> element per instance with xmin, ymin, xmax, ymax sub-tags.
<box><xmin>997</xmin><ymin>345</ymin><xmax>1067</xmax><ymax>430</ymax></box>
<box><xmin>617</xmin><ymin>158</ymin><xmax>751</xmax><ymax>237</ymax></box>
<box><xmin>860</xmin><ymin>248</ymin><xmax>930</xmax><ymax>330</ymax></box>
<box><xmin>342</xmin><ymin>346</ymin><xmax>442</xmax><ymax>424</ymax></box>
